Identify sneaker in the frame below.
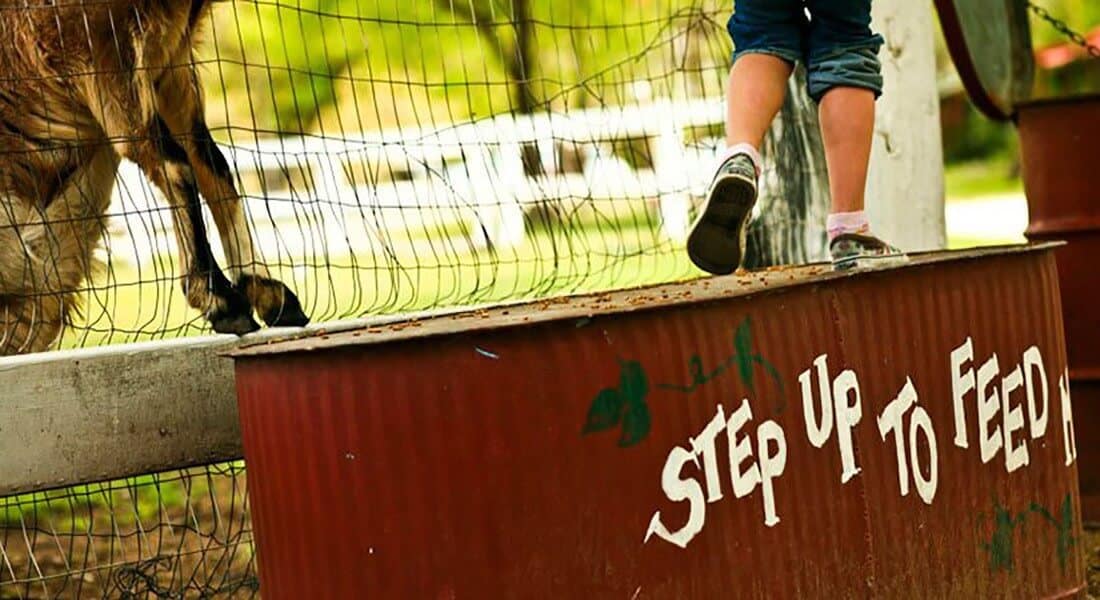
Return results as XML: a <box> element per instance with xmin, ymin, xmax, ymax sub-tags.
<box><xmin>829</xmin><ymin>233</ymin><xmax>909</xmax><ymax>271</ymax></box>
<box><xmin>687</xmin><ymin>153</ymin><xmax>758</xmax><ymax>275</ymax></box>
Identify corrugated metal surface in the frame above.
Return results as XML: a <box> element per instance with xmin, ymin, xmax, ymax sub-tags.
<box><xmin>1018</xmin><ymin>96</ymin><xmax>1100</xmax><ymax>520</ymax></box>
<box><xmin>232</xmin><ymin>245</ymin><xmax>1084</xmax><ymax>599</ymax></box>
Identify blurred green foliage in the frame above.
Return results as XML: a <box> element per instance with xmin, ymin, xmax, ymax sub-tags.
<box><xmin>196</xmin><ymin>1</ymin><xmax>1098</xmax><ymax>165</ymax></box>
<box><xmin>201</xmin><ymin>1</ymin><xmax>730</xmax><ymax>135</ymax></box>
<box><xmin>1028</xmin><ymin>0</ymin><xmax>1100</xmax><ymax>47</ymax></box>
<box><xmin>938</xmin><ymin>0</ymin><xmax>1099</xmax><ymax>166</ymax></box>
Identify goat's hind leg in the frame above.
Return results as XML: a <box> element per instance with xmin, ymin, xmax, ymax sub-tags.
<box><xmin>89</xmin><ymin>48</ymin><xmax>258</xmax><ymax>335</ymax></box>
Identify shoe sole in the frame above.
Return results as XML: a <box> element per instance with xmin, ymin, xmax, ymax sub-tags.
<box><xmin>687</xmin><ymin>172</ymin><xmax>756</xmax><ymax>275</ymax></box>
<box><xmin>833</xmin><ymin>253</ymin><xmax>911</xmax><ymax>272</ymax></box>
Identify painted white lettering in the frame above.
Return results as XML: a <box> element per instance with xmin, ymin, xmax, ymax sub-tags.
<box><xmin>1022</xmin><ymin>346</ymin><xmax>1049</xmax><ymax>439</ymax></box>
<box><xmin>691</xmin><ymin>404</ymin><xmax>727</xmax><ymax>503</ymax></box>
<box><xmin>977</xmin><ymin>354</ymin><xmax>1002</xmax><ymax>464</ymax></box>
<box><xmin>950</xmin><ymin>337</ymin><xmax>975</xmax><ymax>449</ymax></box>
<box><xmin>1001</xmin><ymin>365</ymin><xmax>1028</xmax><ymax>473</ymax></box>
<box><xmin>878</xmin><ymin>379</ymin><xmax>938</xmax><ymax>502</ymax></box>
<box><xmin>799</xmin><ymin>354</ymin><xmax>833</xmax><ymax>448</ymax></box>
<box><xmin>647</xmin><ymin>399</ymin><xmax>791</xmax><ymax>547</ymax></box>
<box><xmin>1061</xmin><ymin>370</ymin><xmax>1077</xmax><ymax>466</ymax></box>
<box><xmin>798</xmin><ymin>355</ymin><xmax>862</xmax><ymax>484</ymax></box>
<box><xmin>727</xmin><ymin>399</ymin><xmax>760</xmax><ymax>499</ymax></box>
<box><xmin>878</xmin><ymin>378</ymin><xmax>918</xmax><ymax>497</ymax></box>
<box><xmin>757</xmin><ymin>420</ymin><xmax>787</xmax><ymax>528</ymax></box>
<box><xmin>645</xmin><ymin>447</ymin><xmax>705</xmax><ymax>548</ymax></box>
<box><xmin>908</xmin><ymin>405</ymin><xmax>938</xmax><ymax>504</ymax></box>
<box><xmin>832</xmin><ymin>369</ymin><xmax>863</xmax><ymax>483</ymax></box>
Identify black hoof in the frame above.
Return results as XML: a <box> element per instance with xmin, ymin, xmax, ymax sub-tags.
<box><xmin>211</xmin><ymin>311</ymin><xmax>261</xmax><ymax>335</ymax></box>
<box><xmin>238</xmin><ymin>274</ymin><xmax>310</xmax><ymax>328</ymax></box>
<box><xmin>263</xmin><ymin>294</ymin><xmax>310</xmax><ymax>328</ymax></box>
<box><xmin>209</xmin><ymin>280</ymin><xmax>261</xmax><ymax>336</ymax></box>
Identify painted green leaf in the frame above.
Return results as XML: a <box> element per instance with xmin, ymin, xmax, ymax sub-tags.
<box><xmin>755</xmin><ymin>355</ymin><xmax>785</xmax><ymax>394</ymax></box>
<box><xmin>687</xmin><ymin>355</ymin><xmax>705</xmax><ymax>384</ymax></box>
<box><xmin>1055</xmin><ymin>494</ymin><xmax>1075</xmax><ymax>571</ymax></box>
<box><xmin>618</xmin><ymin>400</ymin><xmax>651</xmax><ymax>447</ymax></box>
<box><xmin>986</xmin><ymin>502</ymin><xmax>1022</xmax><ymax>573</ymax></box>
<box><xmin>726</xmin><ymin>323</ymin><xmax>752</xmax><ymax>391</ymax></box>
<box><xmin>619</xmin><ymin>360</ymin><xmax>649</xmax><ymax>402</ymax></box>
<box><xmin>734</xmin><ymin>317</ymin><xmax>753</xmax><ymax>358</ymax></box>
<box><xmin>582</xmin><ymin>388</ymin><xmax>624</xmax><ymax>434</ymax></box>
<box><xmin>736</xmin><ymin>354</ymin><xmax>755</xmax><ymax>393</ymax></box>
<box><xmin>734</xmin><ymin>318</ymin><xmax>755</xmax><ymax>393</ymax></box>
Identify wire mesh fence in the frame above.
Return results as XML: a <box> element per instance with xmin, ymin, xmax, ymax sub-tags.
<box><xmin>1</xmin><ymin>0</ymin><xmax>831</xmax><ymax>596</ymax></box>
<box><xmin>0</xmin><ymin>0</ymin><xmax>827</xmax><ymax>354</ymax></box>
<box><xmin>1</xmin><ymin>464</ymin><xmax>255</xmax><ymax>599</ymax></box>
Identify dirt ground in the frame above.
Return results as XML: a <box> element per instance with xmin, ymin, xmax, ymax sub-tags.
<box><xmin>0</xmin><ymin>470</ymin><xmax>255</xmax><ymax>599</ymax></box>
<box><xmin>1086</xmin><ymin>525</ymin><xmax>1100</xmax><ymax>598</ymax></box>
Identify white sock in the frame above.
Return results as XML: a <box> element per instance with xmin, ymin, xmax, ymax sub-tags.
<box><xmin>826</xmin><ymin>211</ymin><xmax>871</xmax><ymax>241</ymax></box>
<box><xmin>717</xmin><ymin>143</ymin><xmax>762</xmax><ymax>177</ymax></box>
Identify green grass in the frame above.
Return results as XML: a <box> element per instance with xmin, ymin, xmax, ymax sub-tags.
<box><xmin>61</xmin><ymin>181</ymin><xmax>1024</xmax><ymax>350</ymax></box>
<box><xmin>0</xmin><ymin>466</ymin><xmax>229</xmax><ymax>529</ymax></box>
<box><xmin>944</xmin><ymin>157</ymin><xmax>1024</xmax><ymax>200</ymax></box>
<box><xmin>943</xmin><ymin>156</ymin><xmax>1030</xmax><ymax>249</ymax></box>
<box><xmin>60</xmin><ymin>217</ymin><xmax>697</xmax><ymax>350</ymax></box>
<box><xmin>946</xmin><ymin>235</ymin><xmax>1020</xmax><ymax>250</ymax></box>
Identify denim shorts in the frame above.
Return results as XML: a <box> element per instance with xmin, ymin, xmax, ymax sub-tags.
<box><xmin>727</xmin><ymin>0</ymin><xmax>884</xmax><ymax>102</ymax></box>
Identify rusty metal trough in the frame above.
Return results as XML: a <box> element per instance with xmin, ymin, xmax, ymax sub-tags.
<box><xmin>936</xmin><ymin>0</ymin><xmax>1100</xmax><ymax>525</ymax></box>
<box><xmin>229</xmin><ymin>244</ymin><xmax>1084</xmax><ymax>598</ymax></box>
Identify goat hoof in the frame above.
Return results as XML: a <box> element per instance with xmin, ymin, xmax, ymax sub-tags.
<box><xmin>238</xmin><ymin>274</ymin><xmax>310</xmax><ymax>328</ymax></box>
<box><xmin>261</xmin><ymin>288</ymin><xmax>309</xmax><ymax>327</ymax></box>
<box><xmin>211</xmin><ymin>311</ymin><xmax>261</xmax><ymax>336</ymax></box>
<box><xmin>264</xmin><ymin>301</ymin><xmax>309</xmax><ymax>328</ymax></box>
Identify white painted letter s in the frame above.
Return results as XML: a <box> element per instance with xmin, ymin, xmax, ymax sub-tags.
<box><xmin>645</xmin><ymin>446</ymin><xmax>706</xmax><ymax>548</ymax></box>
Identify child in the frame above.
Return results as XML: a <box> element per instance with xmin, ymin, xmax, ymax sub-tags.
<box><xmin>687</xmin><ymin>0</ymin><xmax>907</xmax><ymax>274</ymax></box>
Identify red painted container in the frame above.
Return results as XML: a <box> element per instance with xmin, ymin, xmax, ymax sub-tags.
<box><xmin>1018</xmin><ymin>95</ymin><xmax>1100</xmax><ymax>521</ymax></box>
<box><xmin>231</xmin><ymin>245</ymin><xmax>1084</xmax><ymax>599</ymax></box>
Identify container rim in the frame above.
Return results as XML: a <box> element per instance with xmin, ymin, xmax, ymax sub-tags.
<box><xmin>226</xmin><ymin>243</ymin><xmax>1063</xmax><ymax>359</ymax></box>
<box><xmin>1016</xmin><ymin>92</ymin><xmax>1100</xmax><ymax>111</ymax></box>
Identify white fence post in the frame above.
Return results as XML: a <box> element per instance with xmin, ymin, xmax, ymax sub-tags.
<box><xmin>867</xmin><ymin>0</ymin><xmax>947</xmax><ymax>251</ymax></box>
<box><xmin>652</xmin><ymin>100</ymin><xmax>692</xmax><ymax>242</ymax></box>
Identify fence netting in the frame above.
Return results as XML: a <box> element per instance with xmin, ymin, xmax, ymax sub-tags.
<box><xmin>1</xmin><ymin>0</ymin><xmax>830</xmax><ymax>596</ymax></box>
<box><xmin>1</xmin><ymin>0</ymin><xmax>827</xmax><ymax>353</ymax></box>
<box><xmin>1</xmin><ymin>464</ymin><xmax>255</xmax><ymax>599</ymax></box>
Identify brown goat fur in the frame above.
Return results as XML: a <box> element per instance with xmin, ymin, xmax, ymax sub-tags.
<box><xmin>0</xmin><ymin>0</ymin><xmax>308</xmax><ymax>354</ymax></box>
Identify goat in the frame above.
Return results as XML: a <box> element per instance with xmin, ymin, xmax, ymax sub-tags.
<box><xmin>0</xmin><ymin>0</ymin><xmax>308</xmax><ymax>354</ymax></box>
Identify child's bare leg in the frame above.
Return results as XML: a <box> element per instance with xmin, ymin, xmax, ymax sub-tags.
<box><xmin>686</xmin><ymin>0</ymin><xmax>807</xmax><ymax>275</ymax></box>
<box><xmin>726</xmin><ymin>54</ymin><xmax>793</xmax><ymax>149</ymax></box>
<box><xmin>819</xmin><ymin>86</ymin><xmax>875</xmax><ymax>215</ymax></box>
<box><xmin>817</xmin><ymin>83</ymin><xmax>906</xmax><ymax>269</ymax></box>
<box><xmin>802</xmin><ymin>1</ymin><xmax>905</xmax><ymax>269</ymax></box>
<box><xmin>687</xmin><ymin>54</ymin><xmax>794</xmax><ymax>276</ymax></box>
